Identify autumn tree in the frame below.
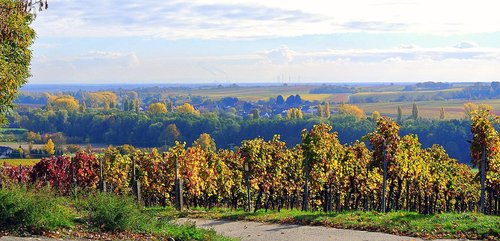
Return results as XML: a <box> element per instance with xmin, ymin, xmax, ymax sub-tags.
<box><xmin>84</xmin><ymin>92</ymin><xmax>118</xmax><ymax>109</ymax></box>
<box><xmin>193</xmin><ymin>133</ymin><xmax>216</xmax><ymax>152</ymax></box>
<box><xmin>26</xmin><ymin>131</ymin><xmax>41</xmax><ymax>144</ymax></box>
<box><xmin>317</xmin><ymin>105</ymin><xmax>323</xmax><ymax>117</ymax></box>
<box><xmin>65</xmin><ymin>144</ymin><xmax>81</xmax><ymax>153</ymax></box>
<box><xmin>162</xmin><ymin>123</ymin><xmax>181</xmax><ymax>146</ymax></box>
<box><xmin>176</xmin><ymin>103</ymin><xmax>200</xmax><ymax>116</ymax></box>
<box><xmin>324</xmin><ymin>102</ymin><xmax>331</xmax><ymax>118</ymax></box>
<box><xmin>44</xmin><ymin>138</ymin><xmax>55</xmax><ymax>155</ymax></box>
<box><xmin>338</xmin><ymin>104</ymin><xmax>365</xmax><ymax>119</ymax></box>
<box><xmin>148</xmin><ymin>102</ymin><xmax>167</xmax><ymax>114</ymax></box>
<box><xmin>286</xmin><ymin>108</ymin><xmax>303</xmax><ymax>119</ymax></box>
<box><xmin>0</xmin><ymin>0</ymin><xmax>46</xmax><ymax>124</ymax></box>
<box><xmin>46</xmin><ymin>94</ymin><xmax>79</xmax><ymax>111</ymax></box>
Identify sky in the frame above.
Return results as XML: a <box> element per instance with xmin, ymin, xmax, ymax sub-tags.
<box><xmin>29</xmin><ymin>0</ymin><xmax>500</xmax><ymax>84</ymax></box>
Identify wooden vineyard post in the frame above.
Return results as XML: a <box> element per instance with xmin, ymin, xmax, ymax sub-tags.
<box><xmin>381</xmin><ymin>140</ymin><xmax>387</xmax><ymax>213</ymax></box>
<box><xmin>303</xmin><ymin>156</ymin><xmax>309</xmax><ymax>211</ymax></box>
<box><xmin>132</xmin><ymin>157</ymin><xmax>141</xmax><ymax>204</ymax></box>
<box><xmin>99</xmin><ymin>157</ymin><xmax>106</xmax><ymax>192</ymax></box>
<box><xmin>175</xmin><ymin>157</ymin><xmax>183</xmax><ymax>211</ymax></box>
<box><xmin>480</xmin><ymin>145</ymin><xmax>486</xmax><ymax>214</ymax></box>
<box><xmin>245</xmin><ymin>161</ymin><xmax>251</xmax><ymax>212</ymax></box>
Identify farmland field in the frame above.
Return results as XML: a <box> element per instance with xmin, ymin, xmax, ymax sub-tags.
<box><xmin>1</xmin><ymin>158</ymin><xmax>40</xmax><ymax>166</ymax></box>
<box><xmin>357</xmin><ymin>99</ymin><xmax>500</xmax><ymax>119</ymax></box>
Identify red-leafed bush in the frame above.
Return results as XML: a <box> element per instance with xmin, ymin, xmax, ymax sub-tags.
<box><xmin>31</xmin><ymin>156</ymin><xmax>72</xmax><ymax>194</ymax></box>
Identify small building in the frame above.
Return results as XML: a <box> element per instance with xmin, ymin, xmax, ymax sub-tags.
<box><xmin>0</xmin><ymin>146</ymin><xmax>14</xmax><ymax>158</ymax></box>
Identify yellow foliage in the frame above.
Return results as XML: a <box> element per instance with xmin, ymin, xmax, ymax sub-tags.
<box><xmin>464</xmin><ymin>102</ymin><xmax>494</xmax><ymax>119</ymax></box>
<box><xmin>338</xmin><ymin>104</ymin><xmax>365</xmax><ymax>119</ymax></box>
<box><xmin>371</xmin><ymin>111</ymin><xmax>381</xmax><ymax>120</ymax></box>
<box><xmin>44</xmin><ymin>139</ymin><xmax>55</xmax><ymax>155</ymax></box>
<box><xmin>85</xmin><ymin>91</ymin><xmax>118</xmax><ymax>109</ymax></box>
<box><xmin>193</xmin><ymin>133</ymin><xmax>216</xmax><ymax>152</ymax></box>
<box><xmin>176</xmin><ymin>103</ymin><xmax>200</xmax><ymax>116</ymax></box>
<box><xmin>148</xmin><ymin>102</ymin><xmax>167</xmax><ymax>114</ymax></box>
<box><xmin>46</xmin><ymin>94</ymin><xmax>79</xmax><ymax>111</ymax></box>
<box><xmin>286</xmin><ymin>108</ymin><xmax>303</xmax><ymax>119</ymax></box>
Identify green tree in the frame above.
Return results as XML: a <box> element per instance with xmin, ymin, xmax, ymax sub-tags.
<box><xmin>324</xmin><ymin>102</ymin><xmax>331</xmax><ymax>118</ymax></box>
<box><xmin>250</xmin><ymin>109</ymin><xmax>260</xmax><ymax>119</ymax></box>
<box><xmin>80</xmin><ymin>101</ymin><xmax>87</xmax><ymax>112</ymax></box>
<box><xmin>166</xmin><ymin>100</ymin><xmax>173</xmax><ymax>112</ymax></box>
<box><xmin>317</xmin><ymin>105</ymin><xmax>323</xmax><ymax>118</ymax></box>
<box><xmin>411</xmin><ymin>103</ymin><xmax>419</xmax><ymax>120</ymax></box>
<box><xmin>439</xmin><ymin>107</ymin><xmax>445</xmax><ymax>120</ymax></box>
<box><xmin>162</xmin><ymin>123</ymin><xmax>181</xmax><ymax>146</ymax></box>
<box><xmin>397</xmin><ymin>106</ymin><xmax>403</xmax><ymax>122</ymax></box>
<box><xmin>0</xmin><ymin>0</ymin><xmax>46</xmax><ymax>124</ymax></box>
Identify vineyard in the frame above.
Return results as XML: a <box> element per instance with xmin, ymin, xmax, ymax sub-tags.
<box><xmin>1</xmin><ymin>111</ymin><xmax>499</xmax><ymax>215</ymax></box>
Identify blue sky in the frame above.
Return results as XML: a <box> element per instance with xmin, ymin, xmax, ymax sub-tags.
<box><xmin>30</xmin><ymin>0</ymin><xmax>500</xmax><ymax>84</ymax></box>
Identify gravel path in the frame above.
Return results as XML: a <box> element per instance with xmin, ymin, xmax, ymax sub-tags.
<box><xmin>179</xmin><ymin>218</ymin><xmax>469</xmax><ymax>241</ymax></box>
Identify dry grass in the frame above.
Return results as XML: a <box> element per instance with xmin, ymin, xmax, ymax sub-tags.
<box><xmin>1</xmin><ymin>158</ymin><xmax>40</xmax><ymax>166</ymax></box>
<box><xmin>356</xmin><ymin>99</ymin><xmax>500</xmax><ymax>119</ymax></box>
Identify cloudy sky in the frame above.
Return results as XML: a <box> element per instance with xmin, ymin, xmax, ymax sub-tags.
<box><xmin>30</xmin><ymin>0</ymin><xmax>500</xmax><ymax>84</ymax></box>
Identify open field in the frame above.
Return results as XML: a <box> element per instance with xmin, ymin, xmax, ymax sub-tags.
<box><xmin>165</xmin><ymin>85</ymin><xmax>342</xmax><ymax>102</ymax></box>
<box><xmin>1</xmin><ymin>159</ymin><xmax>40</xmax><ymax>166</ymax></box>
<box><xmin>153</xmin><ymin>84</ymin><xmax>467</xmax><ymax>105</ymax></box>
<box><xmin>357</xmin><ymin>99</ymin><xmax>500</xmax><ymax>119</ymax></box>
<box><xmin>0</xmin><ymin>142</ymin><xmax>109</xmax><ymax>151</ymax></box>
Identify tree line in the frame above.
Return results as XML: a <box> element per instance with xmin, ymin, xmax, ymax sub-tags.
<box><xmin>9</xmin><ymin>107</ymin><xmax>481</xmax><ymax>164</ymax></box>
<box><xmin>1</xmin><ymin>111</ymin><xmax>498</xmax><ymax>215</ymax></box>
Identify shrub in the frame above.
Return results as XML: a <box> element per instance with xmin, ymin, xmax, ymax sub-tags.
<box><xmin>0</xmin><ymin>187</ymin><xmax>74</xmax><ymax>232</ymax></box>
<box><xmin>84</xmin><ymin>192</ymin><xmax>143</xmax><ymax>231</ymax></box>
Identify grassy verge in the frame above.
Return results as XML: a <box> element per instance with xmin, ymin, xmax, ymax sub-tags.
<box><xmin>0</xmin><ymin>188</ymin><xmax>234</xmax><ymax>241</ymax></box>
<box><xmin>0</xmin><ymin>187</ymin><xmax>74</xmax><ymax>232</ymax></box>
<box><xmin>151</xmin><ymin>207</ymin><xmax>499</xmax><ymax>240</ymax></box>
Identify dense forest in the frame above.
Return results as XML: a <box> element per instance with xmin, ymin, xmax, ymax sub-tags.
<box><xmin>9</xmin><ymin>107</ymin><xmax>476</xmax><ymax>164</ymax></box>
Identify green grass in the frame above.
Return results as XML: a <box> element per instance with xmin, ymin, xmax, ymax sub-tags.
<box><xmin>0</xmin><ymin>187</ymin><xmax>233</xmax><ymax>241</ymax></box>
<box><xmin>152</xmin><ymin>207</ymin><xmax>499</xmax><ymax>240</ymax></box>
<box><xmin>0</xmin><ymin>187</ymin><xmax>75</xmax><ymax>232</ymax></box>
<box><xmin>1</xmin><ymin>158</ymin><xmax>40</xmax><ymax>166</ymax></box>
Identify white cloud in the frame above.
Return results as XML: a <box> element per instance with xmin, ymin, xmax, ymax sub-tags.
<box><xmin>263</xmin><ymin>46</ymin><xmax>295</xmax><ymax>64</ymax></box>
<box><xmin>31</xmin><ymin>0</ymin><xmax>500</xmax><ymax>40</ymax></box>
<box><xmin>398</xmin><ymin>44</ymin><xmax>418</xmax><ymax>49</ymax></box>
<box><xmin>31</xmin><ymin>44</ymin><xmax>500</xmax><ymax>84</ymax></box>
<box><xmin>454</xmin><ymin>41</ymin><xmax>478</xmax><ymax>49</ymax></box>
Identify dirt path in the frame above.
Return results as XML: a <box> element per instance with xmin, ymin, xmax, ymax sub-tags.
<box><xmin>179</xmin><ymin>218</ymin><xmax>468</xmax><ymax>241</ymax></box>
